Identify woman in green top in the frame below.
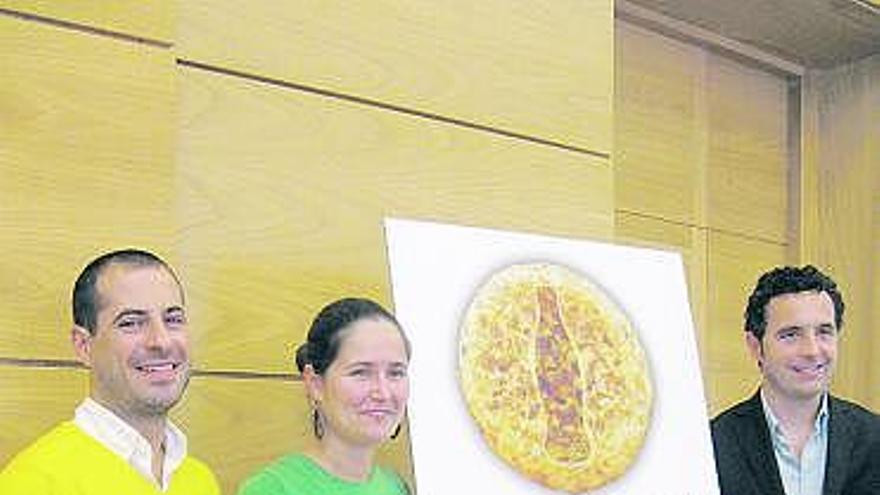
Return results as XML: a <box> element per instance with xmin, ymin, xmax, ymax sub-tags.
<box><xmin>237</xmin><ymin>298</ymin><xmax>412</xmax><ymax>495</ymax></box>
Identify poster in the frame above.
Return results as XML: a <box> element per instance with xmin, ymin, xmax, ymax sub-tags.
<box><xmin>385</xmin><ymin>218</ymin><xmax>719</xmax><ymax>495</ymax></box>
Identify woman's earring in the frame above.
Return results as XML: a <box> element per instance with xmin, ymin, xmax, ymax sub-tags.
<box><xmin>313</xmin><ymin>407</ymin><xmax>325</xmax><ymax>439</ymax></box>
<box><xmin>391</xmin><ymin>407</ymin><xmax>407</xmax><ymax>440</ymax></box>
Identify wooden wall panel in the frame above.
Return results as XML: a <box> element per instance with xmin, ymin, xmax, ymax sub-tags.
<box><xmin>805</xmin><ymin>54</ymin><xmax>880</xmax><ymax>409</ymax></box>
<box><xmin>0</xmin><ymin>1</ymin><xmax>172</xmax><ymax>42</ymax></box>
<box><xmin>0</xmin><ymin>16</ymin><xmax>176</xmax><ymax>360</ymax></box>
<box><xmin>174</xmin><ymin>377</ymin><xmax>412</xmax><ymax>495</ymax></box>
<box><xmin>614</xmin><ymin>213</ymin><xmax>709</xmax><ymax>367</ymax></box>
<box><xmin>873</xmin><ymin>55</ymin><xmax>880</xmax><ymax>409</ymax></box>
<box><xmin>798</xmin><ymin>72</ymin><xmax>821</xmax><ymax>263</ymax></box>
<box><xmin>875</xmin><ymin>92</ymin><xmax>880</xmax><ymax>407</ymax></box>
<box><xmin>705</xmin><ymin>232</ymin><xmax>787</xmax><ymax>414</ymax></box>
<box><xmin>614</xmin><ymin>19</ymin><xmax>794</xmax><ymax>416</ymax></box>
<box><xmin>874</xmin><ymin>183</ymin><xmax>880</xmax><ymax>408</ymax></box>
<box><xmin>178</xmin><ymin>67</ymin><xmax>613</xmax><ymax>373</ymax></box>
<box><xmin>179</xmin><ymin>1</ymin><xmax>612</xmax><ymax>154</ymax></box>
<box><xmin>615</xmin><ymin>22</ymin><xmax>705</xmax><ymax>225</ymax></box>
<box><xmin>706</xmin><ymin>53</ymin><xmax>789</xmax><ymax>242</ymax></box>
<box><xmin>0</xmin><ymin>367</ymin><xmax>87</xmax><ymax>467</ymax></box>
<box><xmin>2</xmin><ymin>3</ymin><xmax>617</xmax><ymax>492</ymax></box>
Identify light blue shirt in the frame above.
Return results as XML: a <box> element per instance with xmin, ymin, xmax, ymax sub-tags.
<box><xmin>761</xmin><ymin>391</ymin><xmax>828</xmax><ymax>495</ymax></box>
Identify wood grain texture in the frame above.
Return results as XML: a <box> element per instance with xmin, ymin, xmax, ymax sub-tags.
<box><xmin>178</xmin><ymin>0</ymin><xmax>612</xmax><ymax>154</ymax></box>
<box><xmin>875</xmin><ymin>181</ymin><xmax>880</xmax><ymax>411</ymax></box>
<box><xmin>614</xmin><ymin>212</ymin><xmax>709</xmax><ymax>370</ymax></box>
<box><xmin>613</xmin><ymin>21</ymin><xmax>795</xmax><ymax>416</ymax></box>
<box><xmin>0</xmin><ymin>367</ymin><xmax>88</xmax><ymax>467</ymax></box>
<box><xmin>615</xmin><ymin>21</ymin><xmax>706</xmax><ymax>225</ymax></box>
<box><xmin>704</xmin><ymin>232</ymin><xmax>787</xmax><ymax>415</ymax></box>
<box><xmin>706</xmin><ymin>53</ymin><xmax>789</xmax><ymax>242</ymax></box>
<box><xmin>798</xmin><ymin>71</ymin><xmax>821</xmax><ymax>264</ymax></box>
<box><xmin>616</xmin><ymin>20</ymin><xmax>792</xmax><ymax>245</ymax></box>
<box><xmin>808</xmin><ymin>54</ymin><xmax>880</xmax><ymax>410</ymax></box>
<box><xmin>178</xmin><ymin>67</ymin><xmax>613</xmax><ymax>373</ymax></box>
<box><xmin>0</xmin><ymin>17</ymin><xmax>176</xmax><ymax>360</ymax></box>
<box><xmin>0</xmin><ymin>0</ymin><xmax>173</xmax><ymax>43</ymax></box>
<box><xmin>875</xmin><ymin>89</ymin><xmax>880</xmax><ymax>409</ymax></box>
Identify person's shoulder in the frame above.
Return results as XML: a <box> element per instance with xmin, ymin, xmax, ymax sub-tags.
<box><xmin>259</xmin><ymin>452</ymin><xmax>314</xmax><ymax>476</ymax></box>
<box><xmin>236</xmin><ymin>466</ymin><xmax>282</xmax><ymax>495</ymax></box>
<box><xmin>236</xmin><ymin>453</ymin><xmax>305</xmax><ymax>495</ymax></box>
<box><xmin>0</xmin><ymin>422</ymin><xmax>83</xmax><ymax>493</ymax></box>
<box><xmin>830</xmin><ymin>395</ymin><xmax>879</xmax><ymax>419</ymax></box>
<box><xmin>711</xmin><ymin>393</ymin><xmax>761</xmax><ymax>431</ymax></box>
<box><xmin>829</xmin><ymin>395</ymin><xmax>880</xmax><ymax>434</ymax></box>
<box><xmin>2</xmin><ymin>422</ymin><xmax>85</xmax><ymax>467</ymax></box>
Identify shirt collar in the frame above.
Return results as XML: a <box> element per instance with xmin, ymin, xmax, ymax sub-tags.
<box><xmin>73</xmin><ymin>398</ymin><xmax>187</xmax><ymax>491</ymax></box>
<box><xmin>760</xmin><ymin>389</ymin><xmax>829</xmax><ymax>438</ymax></box>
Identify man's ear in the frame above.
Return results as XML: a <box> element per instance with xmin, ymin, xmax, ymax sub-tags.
<box><xmin>71</xmin><ymin>325</ymin><xmax>93</xmax><ymax>367</ymax></box>
<box><xmin>745</xmin><ymin>331</ymin><xmax>763</xmax><ymax>368</ymax></box>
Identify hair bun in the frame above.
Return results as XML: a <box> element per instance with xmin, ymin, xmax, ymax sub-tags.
<box><xmin>294</xmin><ymin>342</ymin><xmax>311</xmax><ymax>372</ymax></box>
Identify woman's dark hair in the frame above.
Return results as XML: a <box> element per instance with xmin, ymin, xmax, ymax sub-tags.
<box><xmin>295</xmin><ymin>297</ymin><xmax>410</xmax><ymax>375</ymax></box>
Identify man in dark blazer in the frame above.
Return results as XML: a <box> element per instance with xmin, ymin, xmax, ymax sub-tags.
<box><xmin>711</xmin><ymin>265</ymin><xmax>879</xmax><ymax>495</ymax></box>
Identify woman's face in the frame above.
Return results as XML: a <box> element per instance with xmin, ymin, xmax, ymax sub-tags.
<box><xmin>311</xmin><ymin>317</ymin><xmax>410</xmax><ymax>448</ymax></box>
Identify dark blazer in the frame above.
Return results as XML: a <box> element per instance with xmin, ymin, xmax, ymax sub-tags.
<box><xmin>711</xmin><ymin>390</ymin><xmax>879</xmax><ymax>495</ymax></box>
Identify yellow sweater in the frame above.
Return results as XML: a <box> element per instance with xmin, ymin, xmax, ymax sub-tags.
<box><xmin>0</xmin><ymin>421</ymin><xmax>220</xmax><ymax>495</ymax></box>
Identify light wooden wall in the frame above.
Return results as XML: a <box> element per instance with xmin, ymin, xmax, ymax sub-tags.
<box><xmin>1</xmin><ymin>2</ymin><xmax>614</xmax><ymax>493</ymax></box>
<box><xmin>175</xmin><ymin>3</ymin><xmax>613</xmax><ymax>491</ymax></box>
<box><xmin>3</xmin><ymin>4</ymin><xmax>875</xmax><ymax>494</ymax></box>
<box><xmin>0</xmin><ymin>0</ymin><xmax>178</xmax><ymax>474</ymax></box>
<box><xmin>615</xmin><ymin>19</ymin><xmax>879</xmax><ymax>416</ymax></box>
<box><xmin>614</xmin><ymin>21</ymin><xmax>792</xmax><ymax>415</ymax></box>
<box><xmin>802</xmin><ymin>54</ymin><xmax>880</xmax><ymax>410</ymax></box>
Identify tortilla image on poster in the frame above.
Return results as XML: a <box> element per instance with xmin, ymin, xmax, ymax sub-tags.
<box><xmin>458</xmin><ymin>262</ymin><xmax>653</xmax><ymax>493</ymax></box>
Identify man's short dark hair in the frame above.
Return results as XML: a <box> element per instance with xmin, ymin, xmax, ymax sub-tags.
<box><xmin>744</xmin><ymin>264</ymin><xmax>844</xmax><ymax>340</ymax></box>
<box><xmin>72</xmin><ymin>249</ymin><xmax>182</xmax><ymax>334</ymax></box>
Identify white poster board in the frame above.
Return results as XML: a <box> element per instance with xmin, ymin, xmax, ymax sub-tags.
<box><xmin>385</xmin><ymin>218</ymin><xmax>719</xmax><ymax>495</ymax></box>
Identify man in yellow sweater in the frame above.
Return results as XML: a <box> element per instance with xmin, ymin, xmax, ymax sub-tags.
<box><xmin>0</xmin><ymin>249</ymin><xmax>220</xmax><ymax>494</ymax></box>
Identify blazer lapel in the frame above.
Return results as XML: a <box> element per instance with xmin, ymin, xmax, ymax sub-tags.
<box><xmin>739</xmin><ymin>391</ymin><xmax>787</xmax><ymax>495</ymax></box>
<box><xmin>823</xmin><ymin>396</ymin><xmax>852</xmax><ymax>495</ymax></box>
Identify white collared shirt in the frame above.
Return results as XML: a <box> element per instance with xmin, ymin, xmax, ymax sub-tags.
<box><xmin>73</xmin><ymin>398</ymin><xmax>187</xmax><ymax>491</ymax></box>
<box><xmin>761</xmin><ymin>391</ymin><xmax>829</xmax><ymax>495</ymax></box>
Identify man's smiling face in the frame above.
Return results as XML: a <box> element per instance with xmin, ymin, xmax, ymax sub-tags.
<box><xmin>76</xmin><ymin>263</ymin><xmax>190</xmax><ymax>420</ymax></box>
<box><xmin>748</xmin><ymin>290</ymin><xmax>838</xmax><ymax>403</ymax></box>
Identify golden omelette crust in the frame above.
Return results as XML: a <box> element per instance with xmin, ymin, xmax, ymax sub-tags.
<box><xmin>458</xmin><ymin>263</ymin><xmax>653</xmax><ymax>492</ymax></box>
